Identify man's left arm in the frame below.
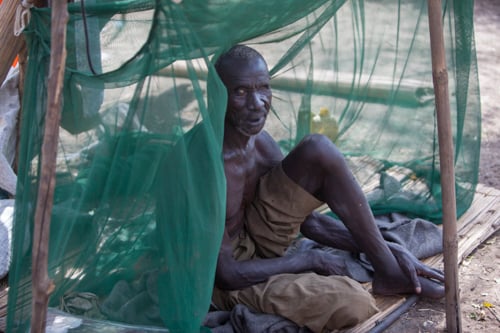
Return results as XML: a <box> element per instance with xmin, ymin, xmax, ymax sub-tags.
<box><xmin>301</xmin><ymin>212</ymin><xmax>444</xmax><ymax>289</ymax></box>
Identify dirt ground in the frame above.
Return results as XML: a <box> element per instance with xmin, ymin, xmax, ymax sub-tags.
<box><xmin>385</xmin><ymin>0</ymin><xmax>500</xmax><ymax>332</ymax></box>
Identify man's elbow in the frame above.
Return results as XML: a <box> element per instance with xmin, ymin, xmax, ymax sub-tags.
<box><xmin>215</xmin><ymin>269</ymin><xmax>246</xmax><ymax>291</ymax></box>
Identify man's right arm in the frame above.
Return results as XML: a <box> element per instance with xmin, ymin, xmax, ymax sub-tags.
<box><xmin>214</xmin><ymin>230</ymin><xmax>349</xmax><ymax>291</ymax></box>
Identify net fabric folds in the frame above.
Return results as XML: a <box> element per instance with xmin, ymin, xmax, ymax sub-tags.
<box><xmin>6</xmin><ymin>0</ymin><xmax>480</xmax><ymax>332</ymax></box>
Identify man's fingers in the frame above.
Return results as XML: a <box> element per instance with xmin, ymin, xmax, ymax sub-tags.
<box><xmin>418</xmin><ymin>263</ymin><xmax>444</xmax><ymax>284</ymax></box>
<box><xmin>316</xmin><ymin>251</ymin><xmax>350</xmax><ymax>277</ymax></box>
<box><xmin>400</xmin><ymin>261</ymin><xmax>421</xmax><ymax>294</ymax></box>
<box><xmin>418</xmin><ymin>265</ymin><xmax>445</xmax><ymax>282</ymax></box>
<box><xmin>409</xmin><ymin>266</ymin><xmax>422</xmax><ymax>294</ymax></box>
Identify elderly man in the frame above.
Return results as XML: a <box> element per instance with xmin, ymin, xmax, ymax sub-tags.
<box><xmin>211</xmin><ymin>45</ymin><xmax>444</xmax><ymax>332</ymax></box>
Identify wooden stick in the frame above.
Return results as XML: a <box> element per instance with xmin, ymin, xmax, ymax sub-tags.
<box><xmin>426</xmin><ymin>1</ymin><xmax>461</xmax><ymax>332</ymax></box>
<box><xmin>30</xmin><ymin>1</ymin><xmax>68</xmax><ymax>332</ymax></box>
<box><xmin>159</xmin><ymin>63</ymin><xmax>433</xmax><ymax>107</ymax></box>
<box><xmin>13</xmin><ymin>38</ymin><xmax>28</xmax><ymax>174</ymax></box>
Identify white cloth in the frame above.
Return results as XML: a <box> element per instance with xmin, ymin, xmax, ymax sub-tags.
<box><xmin>0</xmin><ymin>66</ymin><xmax>20</xmax><ymax>196</ymax></box>
<box><xmin>0</xmin><ymin>199</ymin><xmax>14</xmax><ymax>279</ymax></box>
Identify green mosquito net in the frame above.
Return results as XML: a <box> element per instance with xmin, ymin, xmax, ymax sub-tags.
<box><xmin>7</xmin><ymin>0</ymin><xmax>480</xmax><ymax>332</ymax></box>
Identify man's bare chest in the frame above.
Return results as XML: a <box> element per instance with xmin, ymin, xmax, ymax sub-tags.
<box><xmin>225</xmin><ymin>158</ymin><xmax>261</xmax><ymax>211</ymax></box>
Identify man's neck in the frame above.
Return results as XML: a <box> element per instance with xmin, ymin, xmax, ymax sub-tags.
<box><xmin>223</xmin><ymin>124</ymin><xmax>256</xmax><ymax>158</ymax></box>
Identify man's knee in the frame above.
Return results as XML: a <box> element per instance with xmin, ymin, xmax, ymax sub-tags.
<box><xmin>300</xmin><ymin>133</ymin><xmax>334</xmax><ymax>150</ymax></box>
<box><xmin>325</xmin><ymin>276</ymin><xmax>379</xmax><ymax>330</ymax></box>
<box><xmin>282</xmin><ymin>133</ymin><xmax>346</xmax><ymax>190</ymax></box>
<box><xmin>296</xmin><ymin>134</ymin><xmax>343</xmax><ymax>167</ymax></box>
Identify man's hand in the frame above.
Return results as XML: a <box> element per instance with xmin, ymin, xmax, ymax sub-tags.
<box><xmin>387</xmin><ymin>242</ymin><xmax>444</xmax><ymax>294</ymax></box>
<box><xmin>308</xmin><ymin>249</ymin><xmax>351</xmax><ymax>277</ymax></box>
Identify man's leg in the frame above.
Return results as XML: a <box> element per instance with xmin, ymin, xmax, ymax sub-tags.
<box><xmin>212</xmin><ymin>272</ymin><xmax>378</xmax><ymax>333</ymax></box>
<box><xmin>282</xmin><ymin>134</ymin><xmax>443</xmax><ymax>297</ymax></box>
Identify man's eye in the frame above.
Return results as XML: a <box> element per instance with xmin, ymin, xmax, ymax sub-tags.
<box><xmin>235</xmin><ymin>88</ymin><xmax>246</xmax><ymax>96</ymax></box>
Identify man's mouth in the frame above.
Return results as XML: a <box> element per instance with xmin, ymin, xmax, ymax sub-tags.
<box><xmin>248</xmin><ymin>117</ymin><xmax>264</xmax><ymax>127</ymax></box>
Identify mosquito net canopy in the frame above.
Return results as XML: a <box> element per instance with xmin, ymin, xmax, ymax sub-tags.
<box><xmin>7</xmin><ymin>0</ymin><xmax>480</xmax><ymax>332</ymax></box>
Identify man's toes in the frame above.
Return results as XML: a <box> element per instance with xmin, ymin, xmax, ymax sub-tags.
<box><xmin>418</xmin><ymin>277</ymin><xmax>445</xmax><ymax>299</ymax></box>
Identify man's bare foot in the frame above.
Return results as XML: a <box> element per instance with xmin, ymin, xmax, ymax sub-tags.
<box><xmin>372</xmin><ymin>275</ymin><xmax>445</xmax><ymax>299</ymax></box>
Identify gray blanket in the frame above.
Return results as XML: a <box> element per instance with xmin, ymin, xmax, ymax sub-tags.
<box><xmin>203</xmin><ymin>304</ymin><xmax>313</xmax><ymax>333</ymax></box>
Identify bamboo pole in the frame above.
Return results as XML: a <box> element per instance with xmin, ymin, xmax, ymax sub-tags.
<box><xmin>426</xmin><ymin>1</ymin><xmax>461</xmax><ymax>332</ymax></box>
<box><xmin>30</xmin><ymin>1</ymin><xmax>68</xmax><ymax>332</ymax></box>
<box><xmin>13</xmin><ymin>38</ymin><xmax>28</xmax><ymax>174</ymax></box>
<box><xmin>159</xmin><ymin>63</ymin><xmax>434</xmax><ymax>107</ymax></box>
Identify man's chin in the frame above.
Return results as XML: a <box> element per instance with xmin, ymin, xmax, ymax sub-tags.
<box><xmin>238</xmin><ymin>126</ymin><xmax>264</xmax><ymax>137</ymax></box>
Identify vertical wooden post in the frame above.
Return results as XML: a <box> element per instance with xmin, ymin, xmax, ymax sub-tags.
<box><xmin>30</xmin><ymin>1</ymin><xmax>68</xmax><ymax>332</ymax></box>
<box><xmin>427</xmin><ymin>0</ymin><xmax>462</xmax><ymax>332</ymax></box>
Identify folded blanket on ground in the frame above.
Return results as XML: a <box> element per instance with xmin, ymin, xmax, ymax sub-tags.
<box><xmin>203</xmin><ymin>304</ymin><xmax>313</xmax><ymax>333</ymax></box>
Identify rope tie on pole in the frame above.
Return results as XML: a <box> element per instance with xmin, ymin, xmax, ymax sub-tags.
<box><xmin>14</xmin><ymin>0</ymin><xmax>34</xmax><ymax>36</ymax></box>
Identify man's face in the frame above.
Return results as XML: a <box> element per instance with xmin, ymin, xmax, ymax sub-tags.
<box><xmin>221</xmin><ymin>57</ymin><xmax>272</xmax><ymax>137</ymax></box>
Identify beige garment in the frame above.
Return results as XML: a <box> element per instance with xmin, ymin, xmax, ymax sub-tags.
<box><xmin>213</xmin><ymin>164</ymin><xmax>379</xmax><ymax>332</ymax></box>
<box><xmin>213</xmin><ymin>272</ymin><xmax>378</xmax><ymax>333</ymax></box>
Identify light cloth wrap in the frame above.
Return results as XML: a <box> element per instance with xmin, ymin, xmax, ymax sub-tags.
<box><xmin>0</xmin><ymin>66</ymin><xmax>19</xmax><ymax>196</ymax></box>
<box><xmin>0</xmin><ymin>200</ymin><xmax>14</xmax><ymax>279</ymax></box>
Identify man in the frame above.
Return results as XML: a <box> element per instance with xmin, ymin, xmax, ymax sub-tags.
<box><xmin>211</xmin><ymin>45</ymin><xmax>444</xmax><ymax>332</ymax></box>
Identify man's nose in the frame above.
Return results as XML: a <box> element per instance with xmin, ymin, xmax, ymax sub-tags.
<box><xmin>247</xmin><ymin>91</ymin><xmax>264</xmax><ymax>110</ymax></box>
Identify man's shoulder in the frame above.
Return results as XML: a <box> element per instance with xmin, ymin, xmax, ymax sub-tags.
<box><xmin>255</xmin><ymin>130</ymin><xmax>283</xmax><ymax>158</ymax></box>
<box><xmin>255</xmin><ymin>130</ymin><xmax>276</xmax><ymax>143</ymax></box>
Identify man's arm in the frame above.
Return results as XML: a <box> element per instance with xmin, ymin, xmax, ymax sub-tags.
<box><xmin>214</xmin><ymin>229</ymin><xmax>349</xmax><ymax>291</ymax></box>
<box><xmin>301</xmin><ymin>212</ymin><xmax>445</xmax><ymax>289</ymax></box>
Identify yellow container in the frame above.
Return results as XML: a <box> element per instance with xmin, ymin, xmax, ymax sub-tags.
<box><xmin>310</xmin><ymin>107</ymin><xmax>339</xmax><ymax>143</ymax></box>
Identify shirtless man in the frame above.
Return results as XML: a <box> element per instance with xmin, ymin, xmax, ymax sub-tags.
<box><xmin>211</xmin><ymin>45</ymin><xmax>444</xmax><ymax>332</ymax></box>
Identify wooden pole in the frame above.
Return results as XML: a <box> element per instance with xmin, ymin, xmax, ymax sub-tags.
<box><xmin>30</xmin><ymin>1</ymin><xmax>68</xmax><ymax>332</ymax></box>
<box><xmin>160</xmin><ymin>63</ymin><xmax>433</xmax><ymax>107</ymax></box>
<box><xmin>426</xmin><ymin>1</ymin><xmax>462</xmax><ymax>332</ymax></box>
<box><xmin>13</xmin><ymin>39</ymin><xmax>27</xmax><ymax>174</ymax></box>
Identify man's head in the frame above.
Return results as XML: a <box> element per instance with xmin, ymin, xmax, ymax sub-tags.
<box><xmin>215</xmin><ymin>45</ymin><xmax>272</xmax><ymax>137</ymax></box>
